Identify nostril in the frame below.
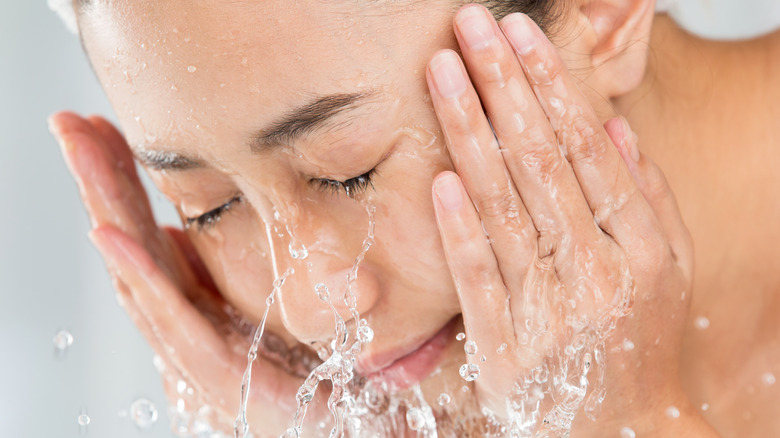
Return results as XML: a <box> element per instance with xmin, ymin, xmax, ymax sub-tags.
<box><xmin>276</xmin><ymin>265</ymin><xmax>381</xmax><ymax>346</ymax></box>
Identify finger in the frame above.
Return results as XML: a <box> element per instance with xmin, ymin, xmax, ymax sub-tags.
<box><xmin>111</xmin><ymin>275</ymin><xmax>175</xmax><ymax>364</ymax></box>
<box><xmin>90</xmin><ymin>225</ymin><xmax>236</xmax><ymax>372</ymax></box>
<box><xmin>432</xmin><ymin>171</ymin><xmax>515</xmax><ymax>351</ymax></box>
<box><xmin>449</xmin><ymin>6</ymin><xmax>601</xmax><ymax>253</ymax></box>
<box><xmin>85</xmin><ymin>115</ymin><xmax>141</xmax><ymax>183</ymax></box>
<box><xmin>161</xmin><ymin>226</ymin><xmax>228</xmax><ymax>321</ymax></box>
<box><xmin>89</xmin><ymin>225</ymin><xmax>300</xmax><ymax>411</ymax></box>
<box><xmin>498</xmin><ymin>14</ymin><xmax>664</xmax><ymax>254</ymax></box>
<box><xmin>605</xmin><ymin>118</ymin><xmax>693</xmax><ymax>281</ymax></box>
<box><xmin>426</xmin><ymin>48</ymin><xmax>536</xmax><ymax>293</ymax></box>
<box><xmin>49</xmin><ymin>112</ymin><xmax>169</xmax><ymax>262</ymax></box>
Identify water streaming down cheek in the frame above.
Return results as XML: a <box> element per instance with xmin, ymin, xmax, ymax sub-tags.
<box><xmin>233</xmin><ymin>220</ymin><xmax>296</xmax><ymax>438</ymax></box>
<box><xmin>281</xmin><ymin>204</ymin><xmax>378</xmax><ymax>438</ymax></box>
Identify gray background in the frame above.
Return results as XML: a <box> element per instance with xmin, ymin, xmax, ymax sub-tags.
<box><xmin>0</xmin><ymin>2</ymin><xmax>175</xmax><ymax>437</ymax></box>
<box><xmin>1</xmin><ymin>1</ymin><xmax>776</xmax><ymax>437</ymax></box>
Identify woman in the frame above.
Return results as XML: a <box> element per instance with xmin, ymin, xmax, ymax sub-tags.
<box><xmin>49</xmin><ymin>0</ymin><xmax>779</xmax><ymax>436</ymax></box>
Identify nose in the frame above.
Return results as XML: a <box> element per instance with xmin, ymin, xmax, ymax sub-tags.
<box><xmin>276</xmin><ymin>259</ymin><xmax>381</xmax><ymax>344</ymax></box>
<box><xmin>266</xmin><ymin>200</ymin><xmax>381</xmax><ymax>345</ymax></box>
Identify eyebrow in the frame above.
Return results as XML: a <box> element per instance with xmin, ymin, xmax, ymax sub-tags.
<box><xmin>135</xmin><ymin>149</ymin><xmax>205</xmax><ymax>171</ymax></box>
<box><xmin>251</xmin><ymin>92</ymin><xmax>373</xmax><ymax>153</ymax></box>
<box><xmin>135</xmin><ymin>91</ymin><xmax>373</xmax><ymax>171</ymax></box>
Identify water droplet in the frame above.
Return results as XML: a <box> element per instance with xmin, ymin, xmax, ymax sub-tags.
<box><xmin>288</xmin><ymin>240</ymin><xmax>309</xmax><ymax>259</ymax></box>
<box><xmin>620</xmin><ymin>426</ymin><xmax>636</xmax><ymax>438</ymax></box>
<box><xmin>456</xmin><ymin>332</ymin><xmax>466</xmax><ymax>341</ymax></box>
<box><xmin>405</xmin><ymin>408</ymin><xmax>425</xmax><ymax>430</ymax></box>
<box><xmin>464</xmin><ymin>340</ymin><xmax>478</xmax><ymax>355</ymax></box>
<box><xmin>497</xmin><ymin>343</ymin><xmax>507</xmax><ymax>354</ymax></box>
<box><xmin>762</xmin><ymin>372</ymin><xmax>776</xmax><ymax>386</ymax></box>
<box><xmin>152</xmin><ymin>355</ymin><xmax>165</xmax><ymax>373</ymax></box>
<box><xmin>130</xmin><ymin>398</ymin><xmax>158</xmax><ymax>431</ymax></box>
<box><xmin>480</xmin><ymin>355</ymin><xmax>486</xmax><ymax>362</ymax></box>
<box><xmin>622</xmin><ymin>339</ymin><xmax>635</xmax><ymax>351</ymax></box>
<box><xmin>461</xmin><ymin>385</ymin><xmax>470</xmax><ymax>393</ymax></box>
<box><xmin>459</xmin><ymin>363</ymin><xmax>480</xmax><ymax>381</ymax></box>
<box><xmin>176</xmin><ymin>380</ymin><xmax>187</xmax><ymax>394</ymax></box>
<box><xmin>315</xmin><ymin>283</ymin><xmax>330</xmax><ymax>302</ymax></box>
<box><xmin>701</xmin><ymin>403</ymin><xmax>710</xmax><ymax>411</ymax></box>
<box><xmin>53</xmin><ymin>329</ymin><xmax>74</xmax><ymax>351</ymax></box>
<box><xmin>357</xmin><ymin>322</ymin><xmax>374</xmax><ymax>343</ymax></box>
<box><xmin>437</xmin><ymin>393</ymin><xmax>451</xmax><ymax>406</ymax></box>
<box><xmin>77</xmin><ymin>413</ymin><xmax>91</xmax><ymax>426</ymax></box>
<box><xmin>665</xmin><ymin>405</ymin><xmax>680</xmax><ymax>419</ymax></box>
<box><xmin>187</xmin><ymin>65</ymin><xmax>197</xmax><ymax>73</ymax></box>
<box><xmin>266</xmin><ymin>294</ymin><xmax>275</xmax><ymax>306</ymax></box>
<box><xmin>694</xmin><ymin>316</ymin><xmax>710</xmax><ymax>330</ymax></box>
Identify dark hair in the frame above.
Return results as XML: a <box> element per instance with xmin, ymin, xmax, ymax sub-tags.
<box><xmin>480</xmin><ymin>1</ymin><xmax>564</xmax><ymax>35</ymax></box>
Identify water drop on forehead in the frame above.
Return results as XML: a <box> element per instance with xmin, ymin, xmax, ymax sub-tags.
<box><xmin>437</xmin><ymin>393</ymin><xmax>451</xmax><ymax>406</ymax></box>
<box><xmin>130</xmin><ymin>398</ymin><xmax>158</xmax><ymax>431</ymax></box>
<box><xmin>620</xmin><ymin>426</ymin><xmax>636</xmax><ymax>438</ymax></box>
<box><xmin>464</xmin><ymin>340</ymin><xmax>478</xmax><ymax>355</ymax></box>
<box><xmin>187</xmin><ymin>65</ymin><xmax>197</xmax><ymax>73</ymax></box>
<box><xmin>665</xmin><ymin>406</ymin><xmax>680</xmax><ymax>419</ymax></box>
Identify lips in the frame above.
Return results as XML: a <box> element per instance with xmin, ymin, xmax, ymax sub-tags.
<box><xmin>356</xmin><ymin>317</ymin><xmax>457</xmax><ymax>390</ymax></box>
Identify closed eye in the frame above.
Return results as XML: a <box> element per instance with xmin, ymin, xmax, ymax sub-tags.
<box><xmin>185</xmin><ymin>196</ymin><xmax>242</xmax><ymax>231</ymax></box>
<box><xmin>311</xmin><ymin>168</ymin><xmax>377</xmax><ymax>198</ymax></box>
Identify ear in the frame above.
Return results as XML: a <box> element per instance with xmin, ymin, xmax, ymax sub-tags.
<box><xmin>560</xmin><ymin>0</ymin><xmax>656</xmax><ymax>99</ymax></box>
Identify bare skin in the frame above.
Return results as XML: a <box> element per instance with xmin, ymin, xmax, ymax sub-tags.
<box><xmin>49</xmin><ymin>1</ymin><xmax>778</xmax><ymax>436</ymax></box>
<box><xmin>617</xmin><ymin>15</ymin><xmax>780</xmax><ymax>437</ymax></box>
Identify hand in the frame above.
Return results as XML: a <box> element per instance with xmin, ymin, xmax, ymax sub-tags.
<box><xmin>48</xmin><ymin>113</ymin><xmax>324</xmax><ymax>437</ymax></box>
<box><xmin>427</xmin><ymin>5</ymin><xmax>717</xmax><ymax>436</ymax></box>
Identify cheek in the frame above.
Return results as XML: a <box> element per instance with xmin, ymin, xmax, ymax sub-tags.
<box><xmin>189</xmin><ymin>208</ymin><xmax>276</xmax><ymax>323</ymax></box>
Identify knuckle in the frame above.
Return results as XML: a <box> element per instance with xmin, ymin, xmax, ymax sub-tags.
<box><xmin>639</xmin><ymin>159</ymin><xmax>672</xmax><ymax>201</ymax></box>
<box><xmin>636</xmin><ymin>235</ymin><xmax>671</xmax><ymax>274</ymax></box>
<box><xmin>520</xmin><ymin>127</ymin><xmax>563</xmax><ymax>175</ymax></box>
<box><xmin>476</xmin><ymin>59</ymin><xmax>512</xmax><ymax>87</ymax></box>
<box><xmin>563</xmin><ymin>117</ymin><xmax>610</xmax><ymax>165</ymax></box>
<box><xmin>476</xmin><ymin>187</ymin><xmax>519</xmax><ymax>221</ymax></box>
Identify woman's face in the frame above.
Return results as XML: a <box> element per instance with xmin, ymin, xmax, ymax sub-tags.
<box><xmin>79</xmin><ymin>0</ymin><xmax>541</xmax><ymax>393</ymax></box>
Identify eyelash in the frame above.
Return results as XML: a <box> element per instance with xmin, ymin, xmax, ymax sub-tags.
<box><xmin>185</xmin><ymin>169</ymin><xmax>377</xmax><ymax>232</ymax></box>
<box><xmin>311</xmin><ymin>168</ymin><xmax>377</xmax><ymax>198</ymax></box>
<box><xmin>185</xmin><ymin>196</ymin><xmax>242</xmax><ymax>232</ymax></box>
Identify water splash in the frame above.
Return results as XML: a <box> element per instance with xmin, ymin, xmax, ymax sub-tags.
<box><xmin>281</xmin><ymin>204</ymin><xmax>377</xmax><ymax>438</ymax></box>
<box><xmin>234</xmin><ymin>222</ymin><xmax>295</xmax><ymax>438</ymax></box>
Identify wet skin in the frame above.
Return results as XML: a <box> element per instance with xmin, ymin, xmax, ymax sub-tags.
<box><xmin>50</xmin><ymin>0</ymin><xmax>780</xmax><ymax>436</ymax></box>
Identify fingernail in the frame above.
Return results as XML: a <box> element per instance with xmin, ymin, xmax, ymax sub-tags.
<box><xmin>619</xmin><ymin>116</ymin><xmax>640</xmax><ymax>162</ymax></box>
<box><xmin>430</xmin><ymin>51</ymin><xmax>467</xmax><ymax>98</ymax></box>
<box><xmin>456</xmin><ymin>6</ymin><xmax>495</xmax><ymax>51</ymax></box>
<box><xmin>501</xmin><ymin>13</ymin><xmax>537</xmax><ymax>55</ymax></box>
<box><xmin>434</xmin><ymin>173</ymin><xmax>464</xmax><ymax>211</ymax></box>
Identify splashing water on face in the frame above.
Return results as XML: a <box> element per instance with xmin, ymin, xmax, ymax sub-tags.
<box><xmin>233</xmin><ymin>219</ymin><xmax>297</xmax><ymax>438</ymax></box>
<box><xmin>281</xmin><ymin>204</ymin><xmax>377</xmax><ymax>438</ymax></box>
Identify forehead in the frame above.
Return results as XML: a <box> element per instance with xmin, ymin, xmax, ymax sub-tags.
<box><xmin>78</xmin><ymin>0</ymin><xmax>443</xmax><ymax>155</ymax></box>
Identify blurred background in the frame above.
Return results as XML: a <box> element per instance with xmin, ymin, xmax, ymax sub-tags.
<box><xmin>0</xmin><ymin>2</ymin><xmax>177</xmax><ymax>437</ymax></box>
<box><xmin>1</xmin><ymin>1</ymin><xmax>777</xmax><ymax>437</ymax></box>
